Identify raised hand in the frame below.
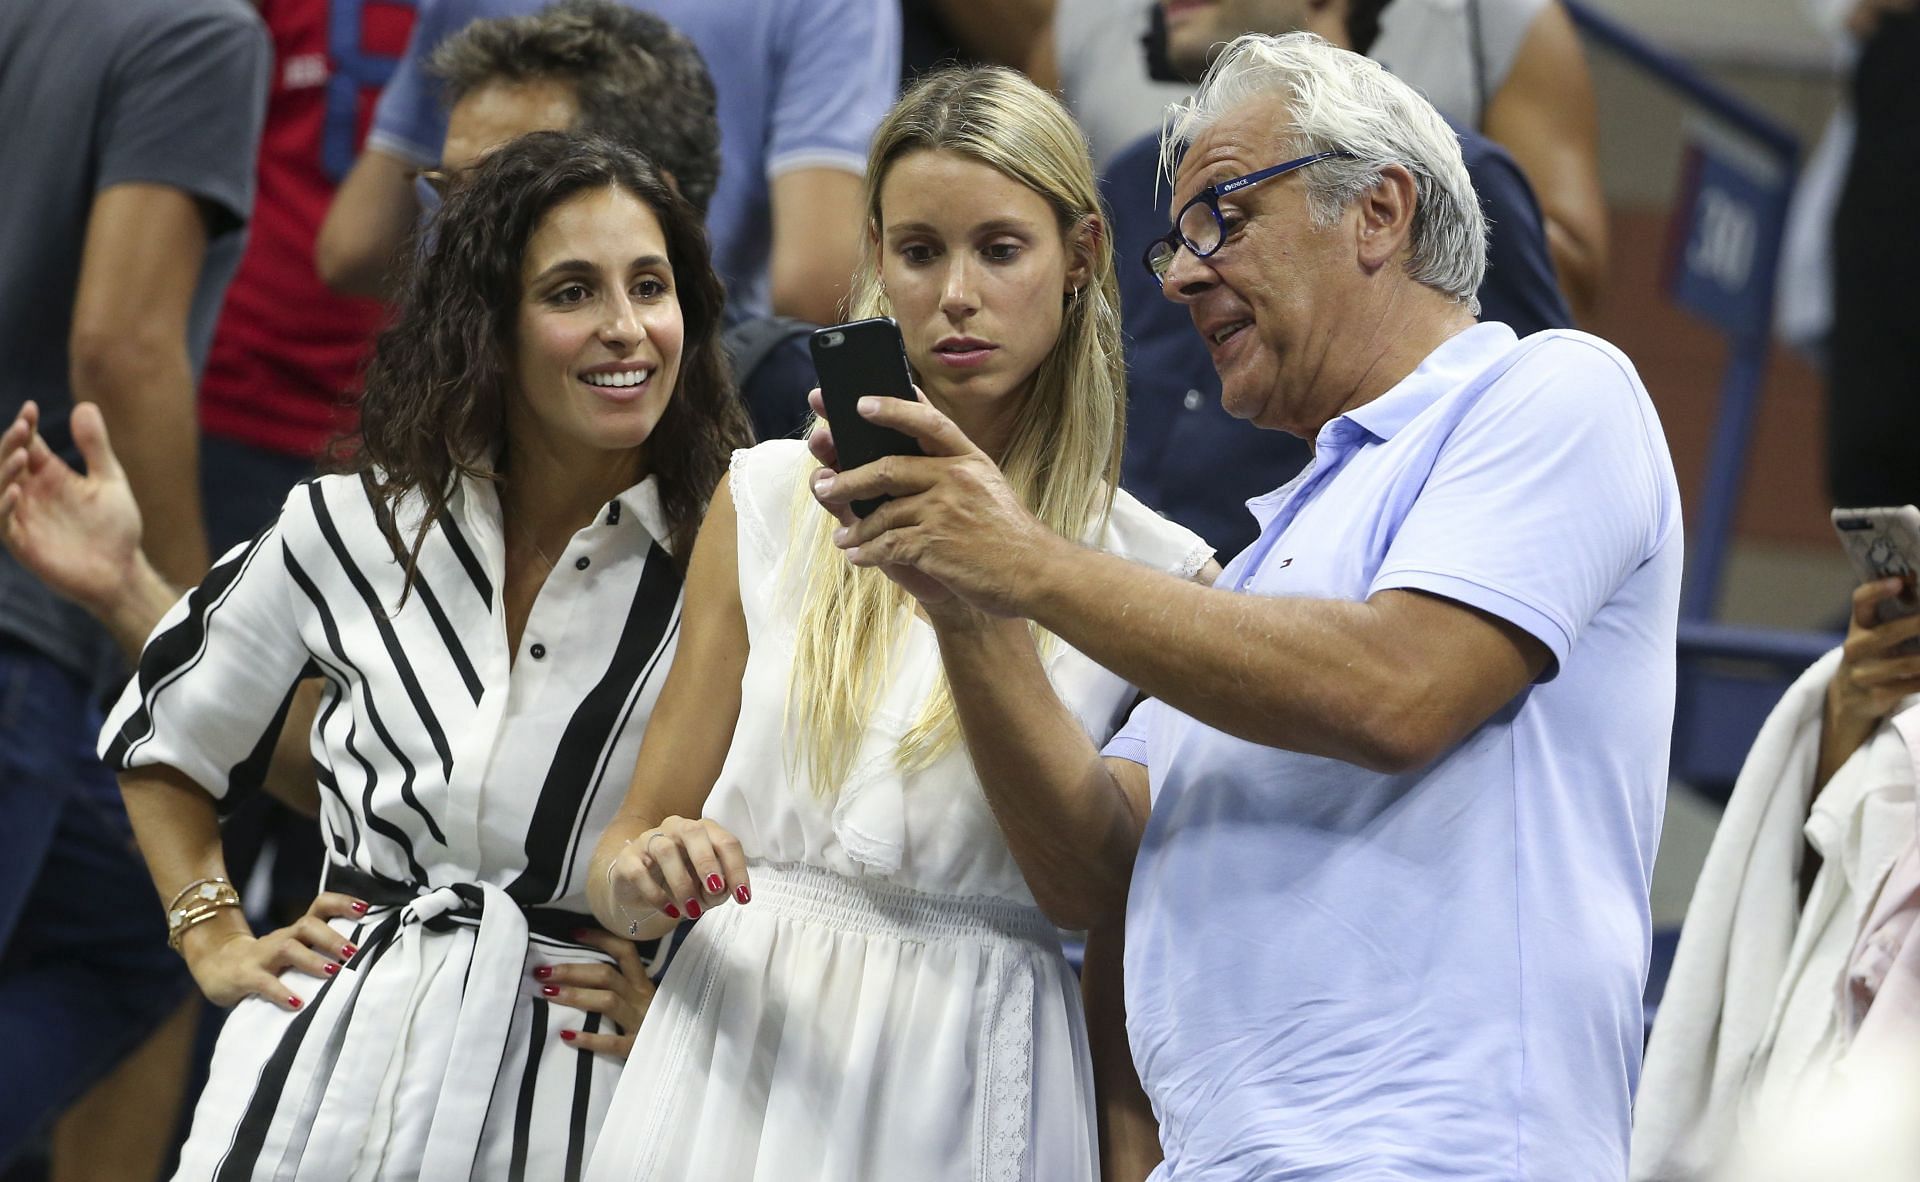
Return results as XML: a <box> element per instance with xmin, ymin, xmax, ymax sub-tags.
<box><xmin>1826</xmin><ymin>577</ymin><xmax>1920</xmax><ymax>761</ymax></box>
<box><xmin>0</xmin><ymin>400</ymin><xmax>146</xmax><ymax>614</ymax></box>
<box><xmin>805</xmin><ymin>387</ymin><xmax>1054</xmax><ymax>620</ymax></box>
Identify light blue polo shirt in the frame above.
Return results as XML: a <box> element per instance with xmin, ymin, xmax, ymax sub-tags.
<box><xmin>1105</xmin><ymin>323</ymin><xmax>1682</xmax><ymax>1181</ymax></box>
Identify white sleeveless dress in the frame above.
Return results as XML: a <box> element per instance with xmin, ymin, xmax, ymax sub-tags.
<box><xmin>585</xmin><ymin>440</ymin><xmax>1211</xmax><ymax>1182</ymax></box>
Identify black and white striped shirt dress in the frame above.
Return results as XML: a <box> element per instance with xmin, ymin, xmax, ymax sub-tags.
<box><xmin>100</xmin><ymin>471</ymin><xmax>684</xmax><ymax>1182</ymax></box>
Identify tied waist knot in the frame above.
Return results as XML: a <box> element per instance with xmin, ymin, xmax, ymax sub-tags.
<box><xmin>279</xmin><ymin>865</ymin><xmax>577</xmax><ymax>1182</ymax></box>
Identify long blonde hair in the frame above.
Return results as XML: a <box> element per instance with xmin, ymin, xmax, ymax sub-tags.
<box><xmin>786</xmin><ymin>66</ymin><xmax>1127</xmax><ymax>796</ymax></box>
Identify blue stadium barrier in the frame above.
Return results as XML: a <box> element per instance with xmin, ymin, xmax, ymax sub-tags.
<box><xmin>1567</xmin><ymin>2</ymin><xmax>1838</xmax><ymax>796</ymax></box>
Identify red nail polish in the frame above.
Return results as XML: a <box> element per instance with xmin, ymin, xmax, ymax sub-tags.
<box><xmin>685</xmin><ymin>898</ymin><xmax>703</xmax><ymax>919</ymax></box>
<box><xmin>341</xmin><ymin>944</ymin><xmax>357</xmax><ymax>959</ymax></box>
<box><xmin>663</xmin><ymin>903</ymin><xmax>681</xmax><ymax>919</ymax></box>
<box><xmin>288</xmin><ymin>996</ymin><xmax>303</xmax><ymax>1009</ymax></box>
<box><xmin>350</xmin><ymin>900</ymin><xmax>369</xmax><ymax>914</ymax></box>
<box><xmin>324</xmin><ymin>962</ymin><xmax>339</xmax><ymax>976</ymax></box>
<box><xmin>541</xmin><ymin>985</ymin><xmax>560</xmax><ymax>997</ymax></box>
<box><xmin>735</xmin><ymin>884</ymin><xmax>751</xmax><ymax>905</ymax></box>
<box><xmin>560</xmin><ymin>1029</ymin><xmax>577</xmax><ymax>1042</ymax></box>
<box><xmin>533</xmin><ymin>965</ymin><xmax>553</xmax><ymax>980</ymax></box>
<box><xmin>706</xmin><ymin>873</ymin><xmax>724</xmax><ymax>893</ymax></box>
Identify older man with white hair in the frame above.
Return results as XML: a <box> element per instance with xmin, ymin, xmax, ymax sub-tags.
<box><xmin>810</xmin><ymin>31</ymin><xmax>1681</xmax><ymax>1181</ymax></box>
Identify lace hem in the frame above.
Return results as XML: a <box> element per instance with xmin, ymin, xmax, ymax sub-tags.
<box><xmin>1173</xmin><ymin>540</ymin><xmax>1214</xmax><ymax>581</ymax></box>
<box><xmin>975</xmin><ymin>943</ymin><xmax>1036</xmax><ymax>1182</ymax></box>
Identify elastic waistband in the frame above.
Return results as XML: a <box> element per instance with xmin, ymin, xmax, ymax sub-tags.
<box><xmin>745</xmin><ymin>861</ymin><xmax>1057</xmax><ymax>948</ymax></box>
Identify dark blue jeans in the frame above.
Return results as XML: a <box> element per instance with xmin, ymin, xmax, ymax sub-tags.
<box><xmin>0</xmin><ymin>637</ymin><xmax>190</xmax><ymax>1163</ymax></box>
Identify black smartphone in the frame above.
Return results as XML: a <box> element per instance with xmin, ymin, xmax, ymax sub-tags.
<box><xmin>810</xmin><ymin>317</ymin><xmax>923</xmax><ymax>518</ymax></box>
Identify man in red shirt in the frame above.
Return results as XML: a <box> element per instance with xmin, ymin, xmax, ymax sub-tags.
<box><xmin>200</xmin><ymin>0</ymin><xmax>417</xmax><ymax>549</ymax></box>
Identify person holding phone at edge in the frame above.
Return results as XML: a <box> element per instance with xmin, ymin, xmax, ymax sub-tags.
<box><xmin>807</xmin><ymin>33</ymin><xmax>1681</xmax><ymax>1182</ymax></box>
<box><xmin>32</xmin><ymin>133</ymin><xmax>752</xmax><ymax>1180</ymax></box>
<box><xmin>1632</xmin><ymin>521</ymin><xmax>1920</xmax><ymax>1179</ymax></box>
<box><xmin>584</xmin><ymin>67</ymin><xmax>1214</xmax><ymax>1182</ymax></box>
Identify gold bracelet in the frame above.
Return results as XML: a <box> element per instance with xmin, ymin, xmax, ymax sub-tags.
<box><xmin>166</xmin><ymin>879</ymin><xmax>242</xmax><ymax>952</ymax></box>
<box><xmin>167</xmin><ymin>877</ymin><xmax>236</xmax><ymax>916</ymax></box>
<box><xmin>166</xmin><ymin>906</ymin><xmax>235</xmax><ymax>952</ymax></box>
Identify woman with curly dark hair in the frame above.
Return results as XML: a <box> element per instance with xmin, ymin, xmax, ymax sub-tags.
<box><xmin>85</xmin><ymin>130</ymin><xmax>750</xmax><ymax>1180</ymax></box>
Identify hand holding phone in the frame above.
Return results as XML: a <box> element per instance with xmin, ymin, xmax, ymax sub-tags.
<box><xmin>1832</xmin><ymin>506</ymin><xmax>1920</xmax><ymax>628</ymax></box>
<box><xmin>811</xmin><ymin>317</ymin><xmax>923</xmax><ymax>517</ymax></box>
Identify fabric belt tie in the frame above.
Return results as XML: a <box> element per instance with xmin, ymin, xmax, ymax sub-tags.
<box><xmin>283</xmin><ymin>866</ymin><xmax>560</xmax><ymax>1182</ymax></box>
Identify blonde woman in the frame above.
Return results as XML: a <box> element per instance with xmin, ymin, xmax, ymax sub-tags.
<box><xmin>583</xmin><ymin>67</ymin><xmax>1213</xmax><ymax>1180</ymax></box>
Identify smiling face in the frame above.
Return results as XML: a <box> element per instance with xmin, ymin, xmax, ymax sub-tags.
<box><xmin>1162</xmin><ymin>92</ymin><xmax>1359</xmax><ymax>435</ymax></box>
<box><xmin>874</xmin><ymin>149</ymin><xmax>1087</xmax><ymax>451</ymax></box>
<box><xmin>510</xmin><ymin>185</ymin><xmax>683</xmax><ymax>476</ymax></box>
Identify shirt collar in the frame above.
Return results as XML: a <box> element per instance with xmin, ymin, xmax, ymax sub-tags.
<box><xmin>444</xmin><ymin>468</ymin><xmax>671</xmax><ymax>554</ymax></box>
<box><xmin>608</xmin><ymin>475</ymin><xmax>670</xmax><ymax>547</ymax></box>
<box><xmin>1336</xmin><ymin>321</ymin><xmax>1518</xmax><ymax>443</ymax></box>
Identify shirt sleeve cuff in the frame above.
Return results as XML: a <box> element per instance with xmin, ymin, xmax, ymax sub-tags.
<box><xmin>1369</xmin><ymin>567</ymin><xmax>1573</xmax><ymax>679</ymax></box>
<box><xmin>766</xmin><ymin>148</ymin><xmax>868</xmax><ymax>179</ymax></box>
<box><xmin>1102</xmin><ymin>730</ymin><xmax>1150</xmax><ymax>765</ymax></box>
<box><xmin>364</xmin><ymin>129</ymin><xmax>439</xmax><ymax>169</ymax></box>
<box><xmin>94</xmin><ymin>167</ymin><xmax>252</xmax><ymax>234</ymax></box>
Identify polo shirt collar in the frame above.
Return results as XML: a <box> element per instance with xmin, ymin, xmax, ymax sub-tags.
<box><xmin>1337</xmin><ymin>320</ymin><xmax>1518</xmax><ymax>442</ymax></box>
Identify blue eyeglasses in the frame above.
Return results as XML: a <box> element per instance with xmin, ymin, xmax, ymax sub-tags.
<box><xmin>1142</xmin><ymin>150</ymin><xmax>1356</xmax><ymax>285</ymax></box>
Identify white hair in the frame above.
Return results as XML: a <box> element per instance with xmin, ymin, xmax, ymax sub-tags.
<box><xmin>1161</xmin><ymin>31</ymin><xmax>1487</xmax><ymax>312</ymax></box>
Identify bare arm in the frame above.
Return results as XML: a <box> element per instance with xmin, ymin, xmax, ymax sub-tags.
<box><xmin>931</xmin><ymin>0</ymin><xmax>1053</xmax><ymax>67</ymax></box>
<box><xmin>68</xmin><ymin>184</ymin><xmax>210</xmax><ymax>591</ymax></box>
<box><xmin>1482</xmin><ymin>1</ymin><xmax>1608</xmax><ymax>318</ymax></box>
<box><xmin>1082</xmin><ymin>863</ymin><xmax>1163</xmax><ymax>1182</ymax></box>
<box><xmin>1027</xmin><ymin>556</ymin><xmax>1545</xmax><ymax>772</ymax></box>
<box><xmin>588</xmin><ymin>479</ymin><xmax>751</xmax><ymax>940</ymax></box>
<box><xmin>926</xmin><ymin>559</ymin><xmax>1221</xmax><ymax>928</ymax></box>
<box><xmin>768</xmin><ymin>167</ymin><xmax>864</xmax><ymax>324</ymax></box>
<box><xmin>315</xmin><ymin>147</ymin><xmax>418</xmax><ymax>298</ymax></box>
<box><xmin>820</xmin><ymin>400</ymin><xmax>1551</xmax><ymax>775</ymax></box>
<box><xmin>121</xmin><ymin>764</ymin><xmax>249</xmax><ymax>957</ymax></box>
<box><xmin>120</xmin><ymin>763</ymin><xmax>357</xmax><ymax>1009</ymax></box>
<box><xmin>930</xmin><ymin>609</ymin><xmax>1150</xmax><ymax>928</ymax></box>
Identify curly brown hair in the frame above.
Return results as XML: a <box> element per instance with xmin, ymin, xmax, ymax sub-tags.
<box><xmin>353</xmin><ymin>130</ymin><xmax>748</xmax><ymax>580</ymax></box>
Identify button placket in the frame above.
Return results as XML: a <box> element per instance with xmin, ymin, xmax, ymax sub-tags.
<box><xmin>1231</xmin><ymin>434</ymin><xmax>1358</xmax><ymax>591</ymax></box>
<box><xmin>520</xmin><ymin>518</ymin><xmax>616</xmax><ymax>671</ymax></box>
